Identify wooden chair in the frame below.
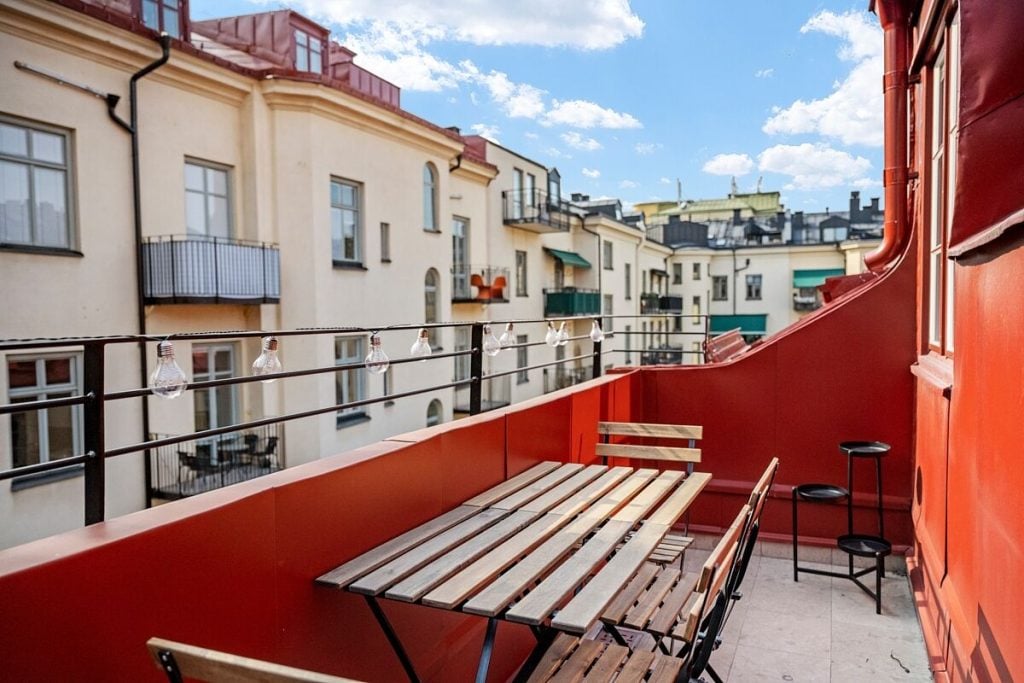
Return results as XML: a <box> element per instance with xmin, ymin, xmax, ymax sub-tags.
<box><xmin>703</xmin><ymin>328</ymin><xmax>749</xmax><ymax>363</ymax></box>
<box><xmin>147</xmin><ymin>637</ymin><xmax>361</xmax><ymax>683</ymax></box>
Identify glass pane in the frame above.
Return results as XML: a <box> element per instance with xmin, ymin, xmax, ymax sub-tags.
<box><xmin>296</xmin><ymin>46</ymin><xmax>308</xmax><ymax>72</ymax></box>
<box><xmin>11</xmin><ymin>407</ymin><xmax>41</xmax><ymax>468</ymax></box>
<box><xmin>184</xmin><ymin>163</ymin><xmax>204</xmax><ymax>191</ymax></box>
<box><xmin>34</xmin><ymin>167</ymin><xmax>68</xmax><ymax>247</ymax></box>
<box><xmin>142</xmin><ymin>0</ymin><xmax>159</xmax><ymax>29</ymax></box>
<box><xmin>330</xmin><ymin>181</ymin><xmax>341</xmax><ymax>206</ymax></box>
<box><xmin>186</xmin><ymin>191</ymin><xmax>206</xmax><ymax>235</ymax></box>
<box><xmin>295</xmin><ymin>30</ymin><xmax>307</xmax><ymax>47</ymax></box>
<box><xmin>340</xmin><ymin>183</ymin><xmax>355</xmax><ymax>207</ymax></box>
<box><xmin>164</xmin><ymin>8</ymin><xmax>180</xmax><ymax>38</ymax></box>
<box><xmin>192</xmin><ymin>348</ymin><xmax>209</xmax><ymax>377</ymax></box>
<box><xmin>0</xmin><ymin>160</ymin><xmax>31</xmax><ymax>243</ymax></box>
<box><xmin>206</xmin><ymin>167</ymin><xmax>227</xmax><ymax>196</ymax></box>
<box><xmin>215</xmin><ymin>386</ymin><xmax>235</xmax><ymax>425</ymax></box>
<box><xmin>930</xmin><ymin>253</ymin><xmax>942</xmax><ymax>345</ymax></box>
<box><xmin>194</xmin><ymin>389</ymin><xmax>210</xmax><ymax>431</ymax></box>
<box><xmin>30</xmin><ymin>131</ymin><xmax>64</xmax><ymax>164</ymax></box>
<box><xmin>0</xmin><ymin>123</ymin><xmax>28</xmax><ymax>157</ymax></box>
<box><xmin>331</xmin><ymin>208</ymin><xmax>342</xmax><ymax>259</ymax></box>
<box><xmin>208</xmin><ymin>195</ymin><xmax>230</xmax><ymax>237</ymax></box>
<box><xmin>8</xmin><ymin>360</ymin><xmax>37</xmax><ymax>388</ymax></box>
<box><xmin>214</xmin><ymin>349</ymin><xmax>232</xmax><ymax>373</ymax></box>
<box><xmin>46</xmin><ymin>402</ymin><xmax>74</xmax><ymax>460</ymax></box>
<box><xmin>45</xmin><ymin>358</ymin><xmax>71</xmax><ymax>384</ymax></box>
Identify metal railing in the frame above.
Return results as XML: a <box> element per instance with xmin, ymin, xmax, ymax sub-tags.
<box><xmin>543</xmin><ymin>287</ymin><xmax>601</xmax><ymax>316</ymax></box>
<box><xmin>542</xmin><ymin>364</ymin><xmax>592</xmax><ymax>393</ymax></box>
<box><xmin>501</xmin><ymin>188</ymin><xmax>573</xmax><ymax>231</ymax></box>
<box><xmin>142</xmin><ymin>234</ymin><xmax>281</xmax><ymax>303</ymax></box>
<box><xmin>451</xmin><ymin>265</ymin><xmax>510</xmax><ymax>302</ymax></box>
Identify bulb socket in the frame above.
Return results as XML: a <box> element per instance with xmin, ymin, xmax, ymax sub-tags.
<box><xmin>156</xmin><ymin>340</ymin><xmax>175</xmax><ymax>359</ymax></box>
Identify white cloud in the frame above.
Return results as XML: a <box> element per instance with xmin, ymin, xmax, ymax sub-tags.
<box><xmin>462</xmin><ymin>63</ymin><xmax>547</xmax><ymax>118</ymax></box>
<box><xmin>524</xmin><ymin>131</ymin><xmax>539</xmax><ymax>140</ymax></box>
<box><xmin>758</xmin><ymin>143</ymin><xmax>872</xmax><ymax>190</ymax></box>
<box><xmin>543</xmin><ymin>100</ymin><xmax>642</xmax><ymax>129</ymax></box>
<box><xmin>702</xmin><ymin>153</ymin><xmax>755</xmax><ymax>176</ymax></box>
<box><xmin>619</xmin><ymin>180</ymin><xmax>639</xmax><ymax>189</ymax></box>
<box><xmin>755</xmin><ymin>68</ymin><xmax>774</xmax><ymax>79</ymax></box>
<box><xmin>853</xmin><ymin>177</ymin><xmax>882</xmax><ymax>188</ymax></box>
<box><xmin>470</xmin><ymin>123</ymin><xmax>501</xmax><ymax>142</ymax></box>
<box><xmin>582</xmin><ymin>168</ymin><xmax>601</xmax><ymax>179</ymax></box>
<box><xmin>561</xmin><ymin>131</ymin><xmax>602</xmax><ymax>151</ymax></box>
<box><xmin>545</xmin><ymin>147</ymin><xmax>573</xmax><ymax>160</ymax></box>
<box><xmin>762</xmin><ymin>10</ymin><xmax>883</xmax><ymax>146</ymax></box>
<box><xmin>659</xmin><ymin>177</ymin><xmax>672</xmax><ymax>184</ymax></box>
<box><xmin>634</xmin><ymin>142</ymin><xmax>661</xmax><ymax>155</ymax></box>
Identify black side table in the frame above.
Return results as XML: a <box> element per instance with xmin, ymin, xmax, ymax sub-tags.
<box><xmin>791</xmin><ymin>441</ymin><xmax>892</xmax><ymax>614</ymax></box>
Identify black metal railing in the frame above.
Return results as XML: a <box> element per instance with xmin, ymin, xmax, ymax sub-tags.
<box><xmin>149</xmin><ymin>423</ymin><xmax>282</xmax><ymax>500</ymax></box>
<box><xmin>542</xmin><ymin>364</ymin><xmax>593</xmax><ymax>393</ymax></box>
<box><xmin>501</xmin><ymin>188</ymin><xmax>573</xmax><ymax>231</ymax></box>
<box><xmin>142</xmin><ymin>234</ymin><xmax>281</xmax><ymax>304</ymax></box>
<box><xmin>454</xmin><ymin>374</ymin><xmax>510</xmax><ymax>412</ymax></box>
<box><xmin>451</xmin><ymin>265</ymin><xmax>511</xmax><ymax>303</ymax></box>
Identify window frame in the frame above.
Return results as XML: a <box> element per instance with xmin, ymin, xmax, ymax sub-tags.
<box><xmin>184</xmin><ymin>158</ymin><xmax>233</xmax><ymax>239</ymax></box>
<box><xmin>515</xmin><ymin>250</ymin><xmax>528</xmax><ymax>297</ymax></box>
<box><xmin>380</xmin><ymin>222</ymin><xmax>391</xmax><ymax>262</ymax></box>
<box><xmin>294</xmin><ymin>28</ymin><xmax>323</xmax><ymax>74</ymax></box>
<box><xmin>423</xmin><ymin>163</ymin><xmax>439</xmax><ymax>232</ymax></box>
<box><xmin>335</xmin><ymin>336</ymin><xmax>367</xmax><ymax>424</ymax></box>
<box><xmin>425</xmin><ymin>269</ymin><xmax>440</xmax><ymax>348</ymax></box>
<box><xmin>426</xmin><ymin>399</ymin><xmax>442</xmax><ymax>427</ymax></box>
<box><xmin>672</xmin><ymin>263</ymin><xmax>682</xmax><ymax>285</ymax></box>
<box><xmin>602</xmin><ymin>240</ymin><xmax>613</xmax><ymax>270</ymax></box>
<box><xmin>7</xmin><ymin>353</ymin><xmax>83</xmax><ymax>471</ymax></box>
<box><xmin>624</xmin><ymin>263</ymin><xmax>632</xmax><ymax>300</ymax></box>
<box><xmin>516</xmin><ymin>334</ymin><xmax>529</xmax><ymax>384</ymax></box>
<box><xmin>712</xmin><ymin>275</ymin><xmax>728</xmax><ymax>301</ymax></box>
<box><xmin>692</xmin><ymin>263</ymin><xmax>701</xmax><ymax>280</ymax></box>
<box><xmin>0</xmin><ymin>115</ymin><xmax>76</xmax><ymax>253</ymax></box>
<box><xmin>745</xmin><ymin>274</ymin><xmax>762</xmax><ymax>301</ymax></box>
<box><xmin>140</xmin><ymin>0</ymin><xmax>184</xmax><ymax>38</ymax></box>
<box><xmin>603</xmin><ymin>294</ymin><xmax>613</xmax><ymax>333</ymax></box>
<box><xmin>330</xmin><ymin>177</ymin><xmax>363</xmax><ymax>266</ymax></box>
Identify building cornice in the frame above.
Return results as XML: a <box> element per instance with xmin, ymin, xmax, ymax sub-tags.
<box><xmin>452</xmin><ymin>159</ymin><xmax>497</xmax><ymax>185</ymax></box>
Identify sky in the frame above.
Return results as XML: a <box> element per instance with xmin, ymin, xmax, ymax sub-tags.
<box><xmin>191</xmin><ymin>0</ymin><xmax>885</xmax><ymax>214</ymax></box>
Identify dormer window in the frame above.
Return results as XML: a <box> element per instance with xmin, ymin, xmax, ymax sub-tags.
<box><xmin>141</xmin><ymin>0</ymin><xmax>182</xmax><ymax>38</ymax></box>
<box><xmin>295</xmin><ymin>29</ymin><xmax>322</xmax><ymax>73</ymax></box>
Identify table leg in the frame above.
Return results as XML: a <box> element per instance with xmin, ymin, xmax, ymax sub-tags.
<box><xmin>364</xmin><ymin>596</ymin><xmax>420</xmax><ymax>683</ymax></box>
<box><xmin>475</xmin><ymin>617</ymin><xmax>498</xmax><ymax>683</ymax></box>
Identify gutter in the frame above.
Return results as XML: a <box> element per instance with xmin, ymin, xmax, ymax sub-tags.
<box><xmin>864</xmin><ymin>0</ymin><xmax>910</xmax><ymax>272</ymax></box>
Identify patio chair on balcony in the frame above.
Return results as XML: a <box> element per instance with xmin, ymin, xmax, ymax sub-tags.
<box><xmin>147</xmin><ymin>637</ymin><xmax>359</xmax><ymax>682</ymax></box>
<box><xmin>251</xmin><ymin>436</ymin><xmax>279</xmax><ymax>469</ymax></box>
<box><xmin>490</xmin><ymin>275</ymin><xmax>507</xmax><ymax>300</ymax></box>
<box><xmin>470</xmin><ymin>273</ymin><xmax>492</xmax><ymax>300</ymax></box>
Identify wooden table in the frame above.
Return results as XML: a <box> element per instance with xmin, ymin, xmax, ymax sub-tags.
<box><xmin>316</xmin><ymin>461</ymin><xmax>711</xmax><ymax>682</ymax></box>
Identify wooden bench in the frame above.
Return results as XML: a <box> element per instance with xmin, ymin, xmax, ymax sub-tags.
<box><xmin>147</xmin><ymin>637</ymin><xmax>361</xmax><ymax>683</ymax></box>
<box><xmin>704</xmin><ymin>327</ymin><xmax>750</xmax><ymax>363</ymax></box>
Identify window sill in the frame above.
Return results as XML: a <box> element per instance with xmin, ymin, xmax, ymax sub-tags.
<box><xmin>0</xmin><ymin>243</ymin><xmax>83</xmax><ymax>258</ymax></box>
<box><xmin>381</xmin><ymin>258</ymin><xmax>392</xmax><ymax>264</ymax></box>
<box><xmin>383</xmin><ymin>400</ymin><xmax>395</xmax><ymax>407</ymax></box>
<box><xmin>911</xmin><ymin>353</ymin><xmax>953</xmax><ymax>398</ymax></box>
<box><xmin>336</xmin><ymin>412</ymin><xmax>371</xmax><ymax>429</ymax></box>
<box><xmin>10</xmin><ymin>463</ymin><xmax>84</xmax><ymax>491</ymax></box>
<box><xmin>517</xmin><ymin>378</ymin><xmax>530</xmax><ymax>385</ymax></box>
<box><xmin>333</xmin><ymin>261</ymin><xmax>368</xmax><ymax>270</ymax></box>
<box><xmin>423</xmin><ymin>228</ymin><xmax>442</xmax><ymax>234</ymax></box>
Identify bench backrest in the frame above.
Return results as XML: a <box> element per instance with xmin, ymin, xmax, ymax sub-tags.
<box><xmin>726</xmin><ymin>457</ymin><xmax>780</xmax><ymax>601</ymax></box>
<box><xmin>704</xmin><ymin>327</ymin><xmax>750</xmax><ymax>363</ymax></box>
<box><xmin>596</xmin><ymin>422</ymin><xmax>702</xmax><ymax>464</ymax></box>
<box><xmin>147</xmin><ymin>638</ymin><xmax>360</xmax><ymax>683</ymax></box>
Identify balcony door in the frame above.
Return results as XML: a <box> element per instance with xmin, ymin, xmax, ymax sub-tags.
<box><xmin>452</xmin><ymin>216</ymin><xmax>469</xmax><ymax>298</ymax></box>
<box><xmin>512</xmin><ymin>168</ymin><xmax>524</xmax><ymax>219</ymax></box>
<box><xmin>192</xmin><ymin>344</ymin><xmax>237</xmax><ymax>463</ymax></box>
<box><xmin>554</xmin><ymin>259</ymin><xmax>565</xmax><ymax>290</ymax></box>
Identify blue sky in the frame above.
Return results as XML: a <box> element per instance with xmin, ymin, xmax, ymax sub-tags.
<box><xmin>192</xmin><ymin>0</ymin><xmax>884</xmax><ymax>213</ymax></box>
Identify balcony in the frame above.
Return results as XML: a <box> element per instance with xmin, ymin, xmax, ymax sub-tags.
<box><xmin>639</xmin><ymin>292</ymin><xmax>661</xmax><ymax>314</ymax></box>
<box><xmin>451</xmin><ymin>265</ymin><xmax>510</xmax><ymax>303</ymax></box>
<box><xmin>454</xmin><ymin>373</ymin><xmax>511</xmax><ymax>412</ymax></box>
<box><xmin>542</xmin><ymin>364</ymin><xmax>593</xmax><ymax>393</ymax></box>
<box><xmin>793</xmin><ymin>294</ymin><xmax>822</xmax><ymax>312</ymax></box>
<box><xmin>148</xmin><ymin>424</ymin><xmax>282</xmax><ymax>501</ymax></box>
<box><xmin>659</xmin><ymin>295</ymin><xmax>683</xmax><ymax>312</ymax></box>
<box><xmin>543</xmin><ymin>287</ymin><xmax>600</xmax><ymax>316</ymax></box>
<box><xmin>502</xmin><ymin>188</ymin><xmax>573</xmax><ymax>233</ymax></box>
<box><xmin>141</xmin><ymin>235</ymin><xmax>281</xmax><ymax>304</ymax></box>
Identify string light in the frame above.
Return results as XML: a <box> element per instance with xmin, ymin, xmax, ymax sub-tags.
<box><xmin>482</xmin><ymin>324</ymin><xmax>501</xmax><ymax>357</ymax></box>
<box><xmin>149</xmin><ymin>340</ymin><xmax>188</xmax><ymax>399</ymax></box>
<box><xmin>545</xmin><ymin>321</ymin><xmax>559</xmax><ymax>347</ymax></box>
<box><xmin>252</xmin><ymin>336</ymin><xmax>283</xmax><ymax>382</ymax></box>
<box><xmin>589</xmin><ymin>320</ymin><xmax>605</xmax><ymax>343</ymax></box>
<box><xmin>498</xmin><ymin>322</ymin><xmax>515</xmax><ymax>349</ymax></box>
<box><xmin>365</xmin><ymin>334</ymin><xmax>390</xmax><ymax>374</ymax></box>
<box><xmin>409</xmin><ymin>328</ymin><xmax>432</xmax><ymax>360</ymax></box>
<box><xmin>556</xmin><ymin>321</ymin><xmax>569</xmax><ymax>346</ymax></box>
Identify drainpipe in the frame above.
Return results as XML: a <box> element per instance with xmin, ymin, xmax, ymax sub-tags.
<box><xmin>580</xmin><ymin>214</ymin><xmax>601</xmax><ymax>292</ymax></box>
<box><xmin>107</xmin><ymin>34</ymin><xmax>172</xmax><ymax>507</ymax></box>
<box><xmin>732</xmin><ymin>248</ymin><xmax>750</xmax><ymax>315</ymax></box>
<box><xmin>864</xmin><ymin>0</ymin><xmax>910</xmax><ymax>272</ymax></box>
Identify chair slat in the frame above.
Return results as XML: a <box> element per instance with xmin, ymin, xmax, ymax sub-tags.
<box><xmin>146</xmin><ymin>638</ymin><xmax>359</xmax><ymax>683</ymax></box>
<box><xmin>595</xmin><ymin>444</ymin><xmax>702</xmax><ymax>463</ymax></box>
<box><xmin>598</xmin><ymin>422</ymin><xmax>703</xmax><ymax>440</ymax></box>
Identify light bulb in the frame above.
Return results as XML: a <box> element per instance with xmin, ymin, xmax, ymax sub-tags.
<box><xmin>409</xmin><ymin>328</ymin><xmax>432</xmax><ymax>360</ymax></box>
<box><xmin>498</xmin><ymin>322</ymin><xmax>515</xmax><ymax>348</ymax></box>
<box><xmin>365</xmin><ymin>334</ymin><xmax>390</xmax><ymax>375</ymax></box>
<box><xmin>482</xmin><ymin>324</ymin><xmax>501</xmax><ymax>357</ymax></box>
<box><xmin>149</xmin><ymin>340</ymin><xmax>188</xmax><ymax>399</ymax></box>
<box><xmin>557</xmin><ymin>321</ymin><xmax>569</xmax><ymax>347</ymax></box>
<box><xmin>252</xmin><ymin>336</ymin><xmax>283</xmax><ymax>383</ymax></box>
<box><xmin>589</xmin><ymin>320</ymin><xmax>605</xmax><ymax>343</ymax></box>
<box><xmin>545</xmin><ymin>322</ymin><xmax>559</xmax><ymax>347</ymax></box>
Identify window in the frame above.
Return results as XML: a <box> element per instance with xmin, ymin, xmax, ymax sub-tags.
<box><xmin>515</xmin><ymin>250</ymin><xmax>528</xmax><ymax>296</ymax></box>
<box><xmin>624</xmin><ymin>263</ymin><xmax>632</xmax><ymax>300</ymax></box>
<box><xmin>672</xmin><ymin>264</ymin><xmax>682</xmax><ymax>285</ymax></box>
<box><xmin>691</xmin><ymin>296</ymin><xmax>701</xmax><ymax>321</ymax></box>
<box><xmin>1</xmin><ymin>117</ymin><xmax>72</xmax><ymax>250</ymax></box>
<box><xmin>454</xmin><ymin>328</ymin><xmax>470</xmax><ymax>382</ymax></box>
<box><xmin>425</xmin><ymin>269</ymin><xmax>439</xmax><ymax>347</ymax></box>
<box><xmin>526</xmin><ymin>173</ymin><xmax>536</xmax><ymax>209</ymax></box>
<box><xmin>452</xmin><ymin>217</ymin><xmax>469</xmax><ymax>297</ymax></box>
<box><xmin>927</xmin><ymin>11</ymin><xmax>959</xmax><ymax>355</ymax></box>
<box><xmin>712</xmin><ymin>275</ymin><xmax>728</xmax><ymax>301</ymax></box>
<box><xmin>642</xmin><ymin>271</ymin><xmax>648</xmax><ymax>294</ymax></box>
<box><xmin>335</xmin><ymin>337</ymin><xmax>366</xmax><ymax>420</ymax></box>
<box><xmin>512</xmin><ymin>168</ymin><xmax>524</xmax><ymax>219</ymax></box>
<box><xmin>294</xmin><ymin>29</ymin><xmax>322</xmax><ymax>73</ymax></box>
<box><xmin>692</xmin><ymin>263</ymin><xmax>701</xmax><ymax>280</ymax></box>
<box><xmin>603</xmin><ymin>294</ymin><xmax>613</xmax><ymax>333</ymax></box>
<box><xmin>745</xmin><ymin>274</ymin><xmax>762</xmax><ymax>300</ymax></box>
<box><xmin>553</xmin><ymin>259</ymin><xmax>565</xmax><ymax>290</ymax></box>
<box><xmin>8</xmin><ymin>355</ymin><xmax>81</xmax><ymax>469</ymax></box>
<box><xmin>380</xmin><ymin>222</ymin><xmax>390</xmax><ymax>262</ymax></box>
<box><xmin>602</xmin><ymin>240</ymin><xmax>613</xmax><ymax>270</ymax></box>
<box><xmin>548</xmin><ymin>169</ymin><xmax>561</xmax><ymax>203</ymax></box>
<box><xmin>185</xmin><ymin>160</ymin><xmax>231</xmax><ymax>238</ymax></box>
<box><xmin>625</xmin><ymin>325</ymin><xmax>632</xmax><ymax>364</ymax></box>
<box><xmin>330</xmin><ymin>179</ymin><xmax>361</xmax><ymax>264</ymax></box>
<box><xmin>423</xmin><ymin>163</ymin><xmax>438</xmax><ymax>231</ymax></box>
<box><xmin>426</xmin><ymin>399</ymin><xmax>442</xmax><ymax>427</ymax></box>
<box><xmin>192</xmin><ymin>344</ymin><xmax>236</xmax><ymax>433</ymax></box>
<box><xmin>674</xmin><ymin>315</ymin><xmax>682</xmax><ymax>332</ymax></box>
<box><xmin>141</xmin><ymin>0</ymin><xmax>182</xmax><ymax>37</ymax></box>
<box><xmin>516</xmin><ymin>334</ymin><xmax>529</xmax><ymax>383</ymax></box>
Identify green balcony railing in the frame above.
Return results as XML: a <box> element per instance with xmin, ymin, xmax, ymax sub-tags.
<box><xmin>543</xmin><ymin>287</ymin><xmax>601</xmax><ymax>316</ymax></box>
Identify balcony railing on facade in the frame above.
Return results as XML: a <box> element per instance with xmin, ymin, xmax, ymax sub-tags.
<box><xmin>149</xmin><ymin>423</ymin><xmax>282</xmax><ymax>500</ymax></box>
<box><xmin>451</xmin><ymin>265</ymin><xmax>510</xmax><ymax>303</ymax></box>
<box><xmin>544</xmin><ymin>287</ymin><xmax>601</xmax><ymax>316</ymax></box>
<box><xmin>542</xmin><ymin>364</ymin><xmax>593</xmax><ymax>394</ymax></box>
<box><xmin>793</xmin><ymin>295</ymin><xmax>822</xmax><ymax>312</ymax></box>
<box><xmin>502</xmin><ymin>188</ymin><xmax>573</xmax><ymax>233</ymax></box>
<box><xmin>141</xmin><ymin>235</ymin><xmax>281</xmax><ymax>304</ymax></box>
<box><xmin>454</xmin><ymin>373</ymin><xmax>511</xmax><ymax>412</ymax></box>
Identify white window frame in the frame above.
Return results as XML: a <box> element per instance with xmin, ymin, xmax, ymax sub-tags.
<box><xmin>746</xmin><ymin>274</ymin><xmax>762</xmax><ymax>300</ymax></box>
<box><xmin>423</xmin><ymin>163</ymin><xmax>439</xmax><ymax>232</ymax></box>
<box><xmin>141</xmin><ymin>0</ymin><xmax>182</xmax><ymax>38</ymax></box>
<box><xmin>380</xmin><ymin>222</ymin><xmax>391</xmax><ymax>262</ymax></box>
<box><xmin>184</xmin><ymin>159</ymin><xmax>232</xmax><ymax>238</ymax></box>
<box><xmin>712</xmin><ymin>275</ymin><xmax>728</xmax><ymax>301</ymax></box>
<box><xmin>516</xmin><ymin>334</ymin><xmax>529</xmax><ymax>384</ymax></box>
<box><xmin>294</xmin><ymin>29</ymin><xmax>322</xmax><ymax>73</ymax></box>
<box><xmin>7</xmin><ymin>353</ymin><xmax>82</xmax><ymax>469</ymax></box>
<box><xmin>330</xmin><ymin>178</ymin><xmax>362</xmax><ymax>264</ymax></box>
<box><xmin>515</xmin><ymin>250</ymin><xmax>528</xmax><ymax>297</ymax></box>
<box><xmin>603</xmin><ymin>240</ymin><xmax>613</xmax><ymax>270</ymax></box>
<box><xmin>335</xmin><ymin>336</ymin><xmax>367</xmax><ymax>421</ymax></box>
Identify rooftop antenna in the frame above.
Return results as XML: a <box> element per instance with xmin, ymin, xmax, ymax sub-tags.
<box><xmin>756</xmin><ymin>175</ymin><xmax>763</xmax><ymax>193</ymax></box>
<box><xmin>730</xmin><ymin>176</ymin><xmax>738</xmax><ymax>197</ymax></box>
<box><xmin>676</xmin><ymin>178</ymin><xmax>682</xmax><ymax>207</ymax></box>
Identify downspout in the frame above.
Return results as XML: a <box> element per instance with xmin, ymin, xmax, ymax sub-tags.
<box><xmin>864</xmin><ymin>0</ymin><xmax>910</xmax><ymax>272</ymax></box>
<box><xmin>580</xmin><ymin>215</ymin><xmax>601</xmax><ymax>292</ymax></box>
<box><xmin>107</xmin><ymin>34</ymin><xmax>172</xmax><ymax>508</ymax></box>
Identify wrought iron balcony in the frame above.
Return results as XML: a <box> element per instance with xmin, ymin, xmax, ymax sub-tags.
<box><xmin>544</xmin><ymin>287</ymin><xmax>601</xmax><ymax>316</ymax></box>
<box><xmin>793</xmin><ymin>295</ymin><xmax>822</xmax><ymax>311</ymax></box>
<box><xmin>451</xmin><ymin>265</ymin><xmax>510</xmax><ymax>303</ymax></box>
<box><xmin>502</xmin><ymin>188</ymin><xmax>573</xmax><ymax>233</ymax></box>
<box><xmin>141</xmin><ymin>235</ymin><xmax>281</xmax><ymax>304</ymax></box>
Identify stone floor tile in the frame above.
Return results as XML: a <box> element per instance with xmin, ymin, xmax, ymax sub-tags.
<box><xmin>738</xmin><ymin>606</ymin><xmax>831</xmax><ymax>658</ymax></box>
<box><xmin>727</xmin><ymin>644</ymin><xmax>830</xmax><ymax>682</ymax></box>
<box><xmin>831</xmin><ymin>572</ymin><xmax>917</xmax><ymax>628</ymax></box>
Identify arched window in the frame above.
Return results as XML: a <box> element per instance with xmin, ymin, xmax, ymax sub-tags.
<box><xmin>423</xmin><ymin>163</ymin><xmax>438</xmax><ymax>231</ymax></box>
<box><xmin>425</xmin><ymin>268</ymin><xmax>439</xmax><ymax>347</ymax></box>
<box><xmin>426</xmin><ymin>399</ymin><xmax>443</xmax><ymax>427</ymax></box>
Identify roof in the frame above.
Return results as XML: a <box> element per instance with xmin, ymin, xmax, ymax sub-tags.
<box><xmin>655</xmin><ymin>192</ymin><xmax>783</xmax><ymax>217</ymax></box>
<box><xmin>543</xmin><ymin>248</ymin><xmax>591</xmax><ymax>268</ymax></box>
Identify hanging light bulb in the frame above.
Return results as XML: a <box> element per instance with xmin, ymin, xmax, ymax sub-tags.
<box><xmin>482</xmin><ymin>324</ymin><xmax>501</xmax><ymax>357</ymax></box>
<box><xmin>589</xmin><ymin>320</ymin><xmax>605</xmax><ymax>343</ymax></box>
<box><xmin>556</xmin><ymin>321</ymin><xmax>570</xmax><ymax>346</ymax></box>
<box><xmin>545</xmin><ymin>321</ymin><xmax>559</xmax><ymax>347</ymax></box>
<box><xmin>409</xmin><ymin>328</ymin><xmax>432</xmax><ymax>360</ymax></box>
<box><xmin>149</xmin><ymin>340</ymin><xmax>188</xmax><ymax>399</ymax></box>
<box><xmin>252</xmin><ymin>336</ymin><xmax>283</xmax><ymax>383</ymax></box>
<box><xmin>498</xmin><ymin>322</ymin><xmax>515</xmax><ymax>348</ymax></box>
<box><xmin>365</xmin><ymin>334</ymin><xmax>390</xmax><ymax>375</ymax></box>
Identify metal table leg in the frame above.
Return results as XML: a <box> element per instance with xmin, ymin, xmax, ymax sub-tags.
<box><xmin>475</xmin><ymin>617</ymin><xmax>499</xmax><ymax>683</ymax></box>
<box><xmin>364</xmin><ymin>595</ymin><xmax>420</xmax><ymax>683</ymax></box>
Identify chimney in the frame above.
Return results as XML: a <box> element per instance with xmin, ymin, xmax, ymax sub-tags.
<box><xmin>793</xmin><ymin>211</ymin><xmax>804</xmax><ymax>230</ymax></box>
<box><xmin>870</xmin><ymin>197</ymin><xmax>880</xmax><ymax>214</ymax></box>
<box><xmin>849</xmin><ymin>191</ymin><xmax>861</xmax><ymax>220</ymax></box>
<box><xmin>776</xmin><ymin>210</ymin><xmax>785</xmax><ymax>230</ymax></box>
<box><xmin>732</xmin><ymin>208</ymin><xmax>742</xmax><ymax>226</ymax></box>
<box><xmin>446</xmin><ymin>126</ymin><xmax>461</xmax><ymax>135</ymax></box>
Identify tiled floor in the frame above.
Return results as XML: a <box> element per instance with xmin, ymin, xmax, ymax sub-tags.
<box><xmin>680</xmin><ymin>546</ymin><xmax>934</xmax><ymax>682</ymax></box>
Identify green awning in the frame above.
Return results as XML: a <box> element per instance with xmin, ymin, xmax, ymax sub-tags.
<box><xmin>544</xmin><ymin>248</ymin><xmax>591</xmax><ymax>268</ymax></box>
<box><xmin>792</xmin><ymin>268</ymin><xmax>845</xmax><ymax>288</ymax></box>
<box><xmin>710</xmin><ymin>314</ymin><xmax>767</xmax><ymax>335</ymax></box>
